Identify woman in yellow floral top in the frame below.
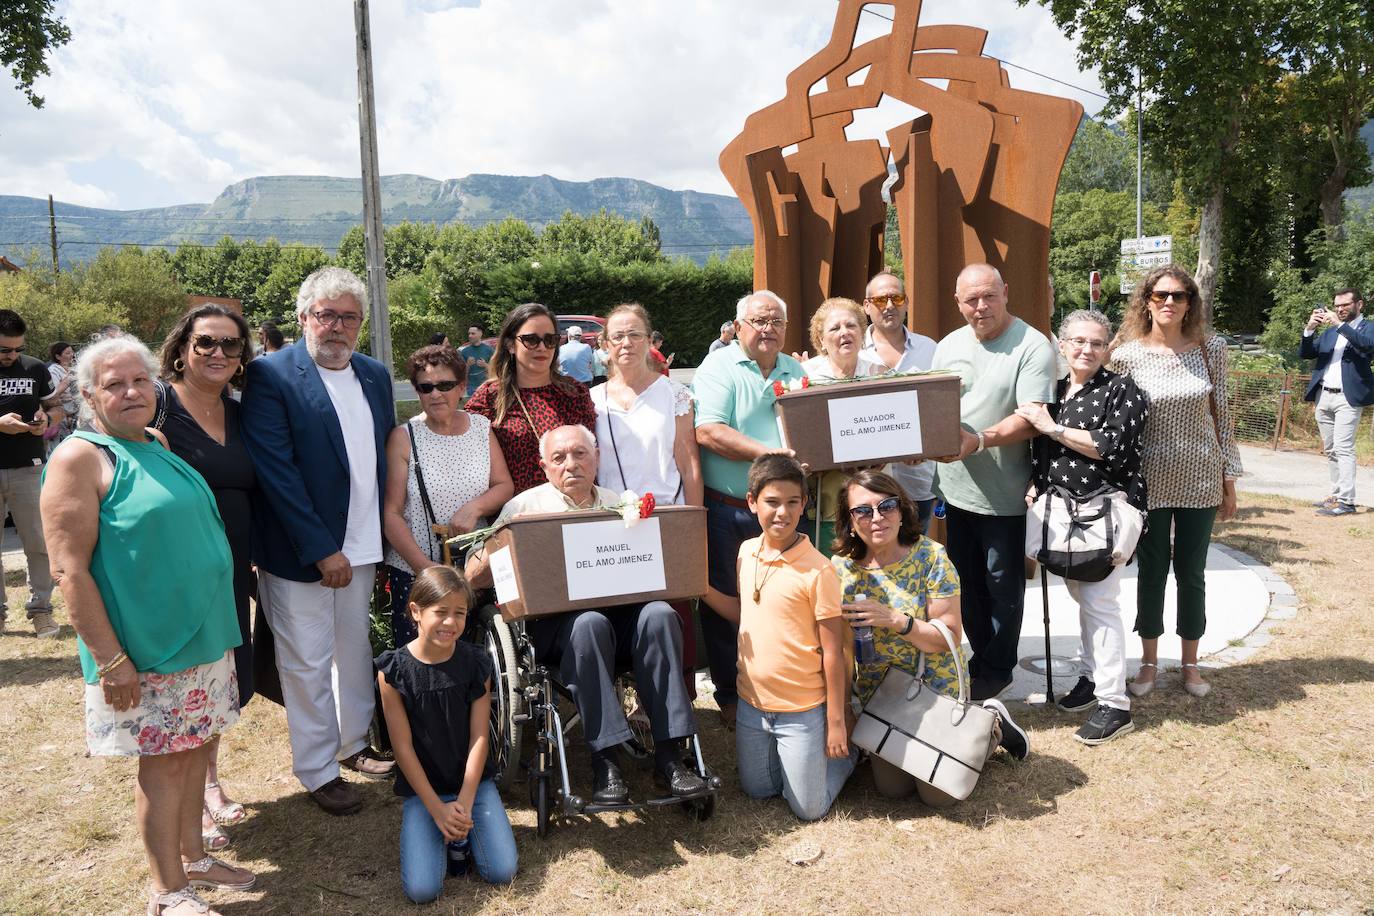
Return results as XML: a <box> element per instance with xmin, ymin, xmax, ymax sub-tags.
<box><xmin>831</xmin><ymin>470</ymin><xmax>1030</xmax><ymax>805</ymax></box>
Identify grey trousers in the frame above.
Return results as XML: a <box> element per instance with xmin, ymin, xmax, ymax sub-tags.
<box><xmin>1315</xmin><ymin>388</ymin><xmax>1363</xmax><ymax>505</ymax></box>
<box><xmin>529</xmin><ymin>601</ymin><xmax>697</xmax><ymax>753</ymax></box>
<box><xmin>0</xmin><ymin>465</ymin><xmax>53</xmax><ymax>616</ymax></box>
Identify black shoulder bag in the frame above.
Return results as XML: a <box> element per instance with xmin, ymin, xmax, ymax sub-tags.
<box><xmin>406</xmin><ymin>421</ymin><xmax>442</xmax><ymax>562</ymax></box>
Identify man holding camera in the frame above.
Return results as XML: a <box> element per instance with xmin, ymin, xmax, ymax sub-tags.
<box><xmin>1302</xmin><ymin>287</ymin><xmax>1374</xmax><ymax>517</ymax></box>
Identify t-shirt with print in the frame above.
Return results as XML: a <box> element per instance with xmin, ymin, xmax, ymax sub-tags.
<box><xmin>932</xmin><ymin>318</ymin><xmax>1056</xmax><ymax>516</ymax></box>
<box><xmin>735</xmin><ymin>535</ymin><xmax>842</xmax><ymax>713</ymax></box>
<box><xmin>831</xmin><ymin>538</ymin><xmax>963</xmax><ymax>704</ymax></box>
<box><xmin>0</xmin><ymin>354</ymin><xmax>54</xmax><ymax>468</ymax></box>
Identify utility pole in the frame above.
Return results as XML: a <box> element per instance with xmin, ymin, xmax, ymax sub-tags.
<box><xmin>353</xmin><ymin>0</ymin><xmax>393</xmax><ymax>375</ymax></box>
<box><xmin>47</xmin><ymin>195</ymin><xmax>59</xmax><ymax>273</ymax></box>
<box><xmin>1135</xmin><ymin>67</ymin><xmax>1143</xmax><ymax>241</ymax></box>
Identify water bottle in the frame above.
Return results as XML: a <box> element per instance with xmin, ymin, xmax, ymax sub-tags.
<box><xmin>852</xmin><ymin>593</ymin><xmax>877</xmax><ymax>665</ymax></box>
<box><xmin>446</xmin><ymin>837</ymin><xmax>470</xmax><ymax>877</ymax></box>
<box><xmin>933</xmin><ymin>498</ymin><xmax>946</xmax><ymax>520</ymax></box>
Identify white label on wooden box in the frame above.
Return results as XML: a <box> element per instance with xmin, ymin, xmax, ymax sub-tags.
<box><xmin>827</xmin><ymin>390</ymin><xmax>923</xmax><ymax>464</ymax></box>
<box><xmin>489</xmin><ymin>546</ymin><xmax>520</xmax><ymax>605</ymax></box>
<box><xmin>562</xmin><ymin>517</ymin><xmax>666</xmax><ymax>601</ymax></box>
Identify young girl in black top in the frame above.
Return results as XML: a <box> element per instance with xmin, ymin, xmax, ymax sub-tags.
<box><xmin>376</xmin><ymin>566</ymin><xmax>517</xmax><ymax>901</ymax></box>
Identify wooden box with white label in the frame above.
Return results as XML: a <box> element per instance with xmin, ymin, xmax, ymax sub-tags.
<box><xmin>482</xmin><ymin>505</ymin><xmax>707</xmax><ymax>621</ymax></box>
<box><xmin>775</xmin><ymin>373</ymin><xmax>963</xmax><ymax>472</ymax></box>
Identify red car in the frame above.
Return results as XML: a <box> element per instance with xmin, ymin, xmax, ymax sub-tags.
<box><xmin>482</xmin><ymin>314</ymin><xmax>606</xmax><ymax>350</ymax></box>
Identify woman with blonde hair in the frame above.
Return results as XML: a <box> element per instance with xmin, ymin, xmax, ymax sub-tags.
<box><xmin>1109</xmin><ymin>265</ymin><xmax>1242</xmax><ymax>698</ymax></box>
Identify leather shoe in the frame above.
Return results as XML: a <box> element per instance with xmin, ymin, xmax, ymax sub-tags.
<box><xmin>968</xmin><ymin>674</ymin><xmax>1011</xmax><ymax>702</ymax></box>
<box><xmin>654</xmin><ymin>759</ymin><xmax>707</xmax><ymax>797</ymax></box>
<box><xmin>310</xmin><ymin>777</ymin><xmax>363</xmax><ymax>816</ymax></box>
<box><xmin>591</xmin><ymin>755</ymin><xmax>630</xmax><ymax>805</ymax></box>
<box><xmin>341</xmin><ymin>749</ymin><xmax>395</xmax><ymax>780</ymax></box>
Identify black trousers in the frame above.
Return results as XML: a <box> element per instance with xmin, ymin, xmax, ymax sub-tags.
<box><xmin>943</xmin><ymin>504</ymin><xmax>1028</xmax><ymax>682</ymax></box>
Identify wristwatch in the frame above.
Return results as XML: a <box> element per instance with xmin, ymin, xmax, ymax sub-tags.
<box><xmin>1051</xmin><ymin>423</ymin><xmax>1066</xmax><ymax>441</ymax></box>
<box><xmin>899</xmin><ymin>614</ymin><xmax>915</xmax><ymax>635</ymax></box>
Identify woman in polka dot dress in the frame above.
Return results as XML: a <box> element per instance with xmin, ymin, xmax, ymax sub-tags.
<box><xmin>465</xmin><ymin>303</ymin><xmax>596</xmax><ymax>494</ymax></box>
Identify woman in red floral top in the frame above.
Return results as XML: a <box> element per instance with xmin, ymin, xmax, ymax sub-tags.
<box><xmin>466</xmin><ymin>303</ymin><xmax>596</xmax><ymax>494</ymax></box>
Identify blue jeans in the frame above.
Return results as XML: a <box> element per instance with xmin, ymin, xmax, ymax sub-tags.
<box><xmin>399</xmin><ymin>779</ymin><xmax>517</xmax><ymax>901</ymax></box>
<box><xmin>736</xmin><ymin>699</ymin><xmax>855</xmax><ymax>821</ymax></box>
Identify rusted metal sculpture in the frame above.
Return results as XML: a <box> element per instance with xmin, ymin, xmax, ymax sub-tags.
<box><xmin>720</xmin><ymin>0</ymin><xmax>1083</xmax><ymax>352</ymax></box>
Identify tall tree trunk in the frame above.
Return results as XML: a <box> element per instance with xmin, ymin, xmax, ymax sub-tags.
<box><xmin>1319</xmin><ymin>142</ymin><xmax>1350</xmax><ymax>238</ymax></box>
<box><xmin>1194</xmin><ymin>181</ymin><xmax>1224</xmax><ymax>325</ymax></box>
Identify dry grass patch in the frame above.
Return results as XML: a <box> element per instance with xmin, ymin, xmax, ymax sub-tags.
<box><xmin>2</xmin><ymin>492</ymin><xmax>1373</xmax><ymax>914</ymax></box>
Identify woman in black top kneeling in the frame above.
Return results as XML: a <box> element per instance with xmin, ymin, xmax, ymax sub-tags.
<box><xmin>376</xmin><ymin>567</ymin><xmax>517</xmax><ymax>901</ymax></box>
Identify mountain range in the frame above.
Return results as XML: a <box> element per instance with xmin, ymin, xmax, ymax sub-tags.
<box><xmin>0</xmin><ymin>173</ymin><xmax>754</xmax><ymax>267</ymax></box>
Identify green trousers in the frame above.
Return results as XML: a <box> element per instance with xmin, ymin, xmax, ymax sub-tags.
<box><xmin>1134</xmin><ymin>506</ymin><xmax>1218</xmax><ymax>641</ymax></box>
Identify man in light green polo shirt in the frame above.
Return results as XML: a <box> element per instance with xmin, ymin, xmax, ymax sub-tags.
<box><xmin>933</xmin><ymin>262</ymin><xmax>1056</xmax><ymax>704</ymax></box>
<box><xmin>693</xmin><ymin>290</ymin><xmax>807</xmax><ymax>725</ymax></box>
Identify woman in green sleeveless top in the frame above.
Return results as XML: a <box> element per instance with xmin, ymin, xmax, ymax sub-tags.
<box><xmin>40</xmin><ymin>337</ymin><xmax>255</xmax><ymax>916</ymax></box>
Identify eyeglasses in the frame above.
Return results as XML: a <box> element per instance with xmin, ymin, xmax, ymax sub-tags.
<box><xmin>310</xmin><ymin>309</ymin><xmax>363</xmax><ymax>329</ymax></box>
<box><xmin>607</xmin><ymin>330</ymin><xmax>648</xmax><ymax>344</ymax></box>
<box><xmin>1063</xmin><ymin>337</ymin><xmax>1108</xmax><ymax>352</ymax></box>
<box><xmin>414</xmin><ymin>379</ymin><xmax>460</xmax><ymax>394</ymax></box>
<box><xmin>865</xmin><ymin>293</ymin><xmax>906</xmax><ymax>308</ymax></box>
<box><xmin>849</xmin><ymin>496</ymin><xmax>902</xmax><ymax>521</ymax></box>
<box><xmin>0</xmin><ymin>346</ymin><xmax>24</xmax><ymax>355</ymax></box>
<box><xmin>743</xmin><ymin>317</ymin><xmax>786</xmax><ymax>331</ymax></box>
<box><xmin>1148</xmin><ymin>290</ymin><xmax>1190</xmax><ymax>304</ymax></box>
<box><xmin>515</xmin><ymin>332</ymin><xmax>559</xmax><ymax>350</ymax></box>
<box><xmin>191</xmin><ymin>335</ymin><xmax>246</xmax><ymax>358</ymax></box>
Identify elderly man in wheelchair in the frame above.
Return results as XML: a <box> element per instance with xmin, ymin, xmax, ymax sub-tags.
<box><xmin>466</xmin><ymin>425</ymin><xmax>708</xmax><ymax>809</ymax></box>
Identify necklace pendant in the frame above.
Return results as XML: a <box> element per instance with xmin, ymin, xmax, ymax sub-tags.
<box><xmin>752</xmin><ymin>588</ymin><xmax>761</xmax><ymax>603</ymax></box>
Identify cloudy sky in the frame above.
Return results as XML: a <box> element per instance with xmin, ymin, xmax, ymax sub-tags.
<box><xmin>0</xmin><ymin>0</ymin><xmax>1105</xmax><ymax>211</ymax></box>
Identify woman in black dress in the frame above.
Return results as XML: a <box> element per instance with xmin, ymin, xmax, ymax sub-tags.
<box><xmin>156</xmin><ymin>304</ymin><xmax>257</xmax><ymax>852</ymax></box>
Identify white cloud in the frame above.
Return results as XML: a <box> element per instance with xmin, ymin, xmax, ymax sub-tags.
<box><xmin>0</xmin><ymin>0</ymin><xmax>1105</xmax><ymax>209</ymax></box>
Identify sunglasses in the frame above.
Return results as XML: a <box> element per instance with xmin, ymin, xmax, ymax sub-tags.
<box><xmin>849</xmin><ymin>496</ymin><xmax>902</xmax><ymax>520</ymax></box>
<box><xmin>191</xmin><ymin>335</ymin><xmax>245</xmax><ymax>358</ymax></box>
<box><xmin>865</xmin><ymin>293</ymin><xmax>907</xmax><ymax>308</ymax></box>
<box><xmin>1148</xmin><ymin>290</ymin><xmax>1190</xmax><ymax>304</ymax></box>
<box><xmin>515</xmin><ymin>333</ymin><xmax>559</xmax><ymax>350</ymax></box>
<box><xmin>415</xmin><ymin>379</ymin><xmax>460</xmax><ymax>394</ymax></box>
<box><xmin>0</xmin><ymin>346</ymin><xmax>24</xmax><ymax>355</ymax></box>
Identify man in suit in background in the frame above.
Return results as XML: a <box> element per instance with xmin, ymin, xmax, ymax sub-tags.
<box><xmin>242</xmin><ymin>266</ymin><xmax>396</xmax><ymax>815</ymax></box>
<box><xmin>1302</xmin><ymin>287</ymin><xmax>1374</xmax><ymax>517</ymax></box>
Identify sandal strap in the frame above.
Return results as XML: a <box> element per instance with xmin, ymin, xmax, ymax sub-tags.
<box><xmin>183</xmin><ymin>855</ymin><xmax>230</xmax><ymax>876</ymax></box>
<box><xmin>150</xmin><ymin>886</ymin><xmax>209</xmax><ymax>914</ymax></box>
<box><xmin>1137</xmin><ymin>662</ymin><xmax>1158</xmax><ymax>669</ymax></box>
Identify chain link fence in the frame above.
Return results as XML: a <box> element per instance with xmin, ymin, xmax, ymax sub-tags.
<box><xmin>1223</xmin><ymin>368</ymin><xmax>1374</xmax><ymax>462</ymax></box>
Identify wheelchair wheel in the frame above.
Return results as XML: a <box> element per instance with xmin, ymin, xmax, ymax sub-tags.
<box><xmin>472</xmin><ymin>605</ymin><xmax>523</xmax><ymax>791</ymax></box>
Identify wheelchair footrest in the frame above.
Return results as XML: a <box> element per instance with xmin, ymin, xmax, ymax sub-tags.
<box><xmin>580</xmin><ymin>787</ymin><xmax>716</xmax><ymax>814</ymax></box>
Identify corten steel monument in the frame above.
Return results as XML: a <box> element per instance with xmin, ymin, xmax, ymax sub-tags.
<box><xmin>720</xmin><ymin>0</ymin><xmax>1083</xmax><ymax>354</ymax></box>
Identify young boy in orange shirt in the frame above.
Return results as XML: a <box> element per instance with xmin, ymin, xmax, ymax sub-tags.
<box><xmin>708</xmin><ymin>454</ymin><xmax>855</xmax><ymax>820</ymax></box>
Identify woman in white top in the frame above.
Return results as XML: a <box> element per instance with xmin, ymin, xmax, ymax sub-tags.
<box><xmin>590</xmin><ymin>303</ymin><xmax>703</xmax><ymax>507</ymax></box>
<box><xmin>383</xmin><ymin>344</ymin><xmax>513</xmax><ymax>644</ymax></box>
<box><xmin>799</xmin><ymin>297</ymin><xmax>885</xmax><ymax>553</ymax></box>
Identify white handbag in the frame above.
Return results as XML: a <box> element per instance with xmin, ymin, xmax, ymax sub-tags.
<box><xmin>850</xmin><ymin>619</ymin><xmax>997</xmax><ymax>802</ymax></box>
<box><xmin>1025</xmin><ymin>485</ymin><xmax>1144</xmax><ymax>583</ymax></box>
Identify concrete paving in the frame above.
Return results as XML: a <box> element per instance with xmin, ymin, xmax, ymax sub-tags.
<box><xmin>1236</xmin><ymin>442</ymin><xmax>1374</xmax><ymax>509</ymax></box>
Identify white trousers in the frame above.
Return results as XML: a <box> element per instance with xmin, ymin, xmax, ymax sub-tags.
<box><xmin>1064</xmin><ymin>564</ymin><xmax>1130</xmax><ymax>711</ymax></box>
<box><xmin>1315</xmin><ymin>388</ymin><xmax>1362</xmax><ymax>505</ymax></box>
<box><xmin>258</xmin><ymin>565</ymin><xmax>377</xmax><ymax>792</ymax></box>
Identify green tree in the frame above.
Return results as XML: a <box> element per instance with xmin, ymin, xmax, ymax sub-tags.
<box><xmin>334</xmin><ymin>221</ymin><xmax>442</xmax><ymax>281</ymax></box>
<box><xmin>537</xmin><ymin>210</ymin><xmax>664</xmax><ymax>264</ymax></box>
<box><xmin>3</xmin><ymin>0</ymin><xmax>70</xmax><ymax>108</ymax></box>
<box><xmin>79</xmin><ymin>245</ymin><xmax>186</xmax><ymax>342</ymax></box>
<box><xmin>1057</xmin><ymin>114</ymin><xmax>1174</xmax><ymax>206</ymax></box>
<box><xmin>171</xmin><ymin>236</ymin><xmax>283</xmax><ymax>315</ymax></box>
<box><xmin>1024</xmin><ymin>0</ymin><xmax>1287</xmax><ymax>313</ymax></box>
<box><xmin>1261</xmin><ymin>204</ymin><xmax>1374</xmax><ymax>354</ymax></box>
<box><xmin>254</xmin><ymin>244</ymin><xmax>329</xmax><ymax>324</ymax></box>
<box><xmin>0</xmin><ymin>251</ymin><xmax>125</xmax><ymax>356</ymax></box>
<box><xmin>1049</xmin><ymin>189</ymin><xmax>1167</xmax><ymax>321</ymax></box>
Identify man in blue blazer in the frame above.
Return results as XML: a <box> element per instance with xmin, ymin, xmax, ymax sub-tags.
<box><xmin>1301</xmin><ymin>287</ymin><xmax>1373</xmax><ymax>517</ymax></box>
<box><xmin>241</xmin><ymin>266</ymin><xmax>396</xmax><ymax>815</ymax></box>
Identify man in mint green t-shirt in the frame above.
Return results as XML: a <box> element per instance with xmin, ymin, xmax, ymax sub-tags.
<box><xmin>693</xmin><ymin>290</ymin><xmax>807</xmax><ymax>726</ymax></box>
<box><xmin>933</xmin><ymin>263</ymin><xmax>1056</xmax><ymax>703</ymax></box>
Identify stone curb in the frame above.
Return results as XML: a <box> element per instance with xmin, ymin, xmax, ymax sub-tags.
<box><xmin>1205</xmin><ymin>543</ymin><xmax>1298</xmax><ymax>668</ymax></box>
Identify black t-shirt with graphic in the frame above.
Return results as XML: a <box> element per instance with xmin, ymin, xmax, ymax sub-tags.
<box><xmin>0</xmin><ymin>355</ymin><xmax>55</xmax><ymax>468</ymax></box>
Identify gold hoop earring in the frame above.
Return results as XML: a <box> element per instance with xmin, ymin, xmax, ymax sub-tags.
<box><xmin>173</xmin><ymin>358</ymin><xmax>186</xmax><ymax>373</ymax></box>
<box><xmin>233</xmin><ymin>364</ymin><xmax>245</xmax><ymax>381</ymax></box>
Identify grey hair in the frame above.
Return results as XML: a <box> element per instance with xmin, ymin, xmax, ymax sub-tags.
<box><xmin>74</xmin><ymin>335</ymin><xmax>159</xmax><ymax>423</ymax></box>
<box><xmin>539</xmin><ymin>424</ymin><xmax>597</xmax><ymax>460</ymax></box>
<box><xmin>1057</xmin><ymin>309</ymin><xmax>1113</xmax><ymax>341</ymax></box>
<box><xmin>295</xmin><ymin>266</ymin><xmax>368</xmax><ymax>321</ymax></box>
<box><xmin>735</xmin><ymin>290</ymin><xmax>788</xmax><ymax>321</ymax></box>
<box><xmin>566</xmin><ymin>325</ymin><xmax>583</xmax><ymax>338</ymax></box>
<box><xmin>720</xmin><ymin>321</ymin><xmax>733</xmax><ymax>333</ymax></box>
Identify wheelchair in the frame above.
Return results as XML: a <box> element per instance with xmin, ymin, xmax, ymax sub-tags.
<box><xmin>462</xmin><ymin>594</ymin><xmax>721</xmax><ymax>837</ymax></box>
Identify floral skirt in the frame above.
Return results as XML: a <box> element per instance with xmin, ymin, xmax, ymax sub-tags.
<box><xmin>84</xmin><ymin>651</ymin><xmax>240</xmax><ymax>757</ymax></box>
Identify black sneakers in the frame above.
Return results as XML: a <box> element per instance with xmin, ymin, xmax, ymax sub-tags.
<box><xmin>1057</xmin><ymin>676</ymin><xmax>1098</xmax><ymax>713</ymax></box>
<box><xmin>1074</xmin><ymin>705</ymin><xmax>1134</xmax><ymax>745</ymax></box>
<box><xmin>969</xmin><ymin>674</ymin><xmax>1012</xmax><ymax>702</ymax></box>
<box><xmin>982</xmin><ymin>698</ymin><xmax>1030</xmax><ymax>761</ymax></box>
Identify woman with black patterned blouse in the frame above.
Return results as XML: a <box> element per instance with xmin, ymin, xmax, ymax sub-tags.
<box><xmin>1109</xmin><ymin>266</ymin><xmax>1243</xmax><ymax>700</ymax></box>
<box><xmin>1016</xmin><ymin>309</ymin><xmax>1148</xmax><ymax>746</ymax></box>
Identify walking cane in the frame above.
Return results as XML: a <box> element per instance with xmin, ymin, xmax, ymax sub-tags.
<box><xmin>1040</xmin><ymin>564</ymin><xmax>1055</xmax><ymax>704</ymax></box>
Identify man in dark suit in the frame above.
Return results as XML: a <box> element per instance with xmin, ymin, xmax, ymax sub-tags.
<box><xmin>241</xmin><ymin>266</ymin><xmax>396</xmax><ymax>815</ymax></box>
<box><xmin>1301</xmin><ymin>287</ymin><xmax>1374</xmax><ymax>517</ymax></box>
